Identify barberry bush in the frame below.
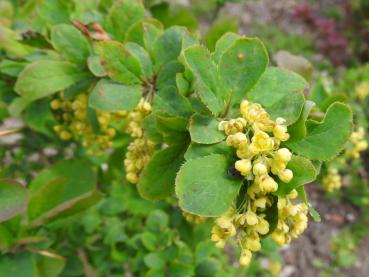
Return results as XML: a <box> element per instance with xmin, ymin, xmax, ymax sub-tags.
<box><xmin>0</xmin><ymin>0</ymin><xmax>355</xmax><ymax>275</ymax></box>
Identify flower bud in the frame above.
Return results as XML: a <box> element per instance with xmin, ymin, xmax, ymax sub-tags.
<box><xmin>275</xmin><ymin>148</ymin><xmax>292</xmax><ymax>162</ymax></box>
<box><xmin>239</xmin><ymin>249</ymin><xmax>252</xmax><ymax>266</ymax></box>
<box><xmin>278</xmin><ymin>169</ymin><xmax>293</xmax><ymax>183</ymax></box>
<box><xmin>260</xmin><ymin>176</ymin><xmax>278</xmax><ymax>193</ymax></box>
<box><xmin>254</xmin><ymin>218</ymin><xmax>269</xmax><ymax>235</ymax></box>
<box><xmin>287</xmin><ymin>189</ymin><xmax>298</xmax><ymax>199</ymax></box>
<box><xmin>252</xmin><ymin>163</ymin><xmax>268</xmax><ymax>176</ymax></box>
<box><xmin>235</xmin><ymin>159</ymin><xmax>252</xmax><ymax>176</ymax></box>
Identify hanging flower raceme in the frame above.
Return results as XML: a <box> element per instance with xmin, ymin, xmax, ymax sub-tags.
<box><xmin>345</xmin><ymin>127</ymin><xmax>368</xmax><ymax>159</ymax></box>
<box><xmin>321</xmin><ymin>127</ymin><xmax>367</xmax><ymax>192</ymax></box>
<box><xmin>322</xmin><ymin>167</ymin><xmax>342</xmax><ymax>192</ymax></box>
<box><xmin>182</xmin><ymin>211</ymin><xmax>207</xmax><ymax>224</ymax></box>
<box><xmin>51</xmin><ymin>93</ymin><xmax>121</xmax><ymax>156</ymax></box>
<box><xmin>212</xmin><ymin>100</ymin><xmax>309</xmax><ymax>267</ymax></box>
<box><xmin>123</xmin><ymin>98</ymin><xmax>155</xmax><ymax>184</ymax></box>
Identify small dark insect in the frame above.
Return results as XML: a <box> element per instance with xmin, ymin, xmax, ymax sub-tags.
<box><xmin>21</xmin><ymin>30</ymin><xmax>40</xmax><ymax>40</ymax></box>
<box><xmin>228</xmin><ymin>164</ymin><xmax>244</xmax><ymax>179</ymax></box>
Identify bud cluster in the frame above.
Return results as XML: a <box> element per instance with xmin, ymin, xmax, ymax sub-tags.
<box><xmin>123</xmin><ymin>98</ymin><xmax>154</xmax><ymax>184</ymax></box>
<box><xmin>51</xmin><ymin>93</ymin><xmax>121</xmax><ymax>156</ymax></box>
<box><xmin>212</xmin><ymin>100</ymin><xmax>308</xmax><ymax>266</ymax></box>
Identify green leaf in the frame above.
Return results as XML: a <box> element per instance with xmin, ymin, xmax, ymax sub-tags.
<box><xmin>153</xmin><ymin>86</ymin><xmax>192</xmax><ymax>118</ymax></box>
<box><xmin>195</xmin><ymin>241</ymin><xmax>215</xmax><ymax>263</ymax></box>
<box><xmin>248</xmin><ymin>67</ymin><xmax>307</xmax><ymax>125</ymax></box>
<box><xmin>125</xmin><ymin>42</ymin><xmax>153</xmax><ymax>80</ymax></box>
<box><xmin>142</xmin><ymin>115</ymin><xmax>163</xmax><ymax>144</ymax></box>
<box><xmin>8</xmin><ymin>97</ymin><xmax>32</xmax><ymax>116</ymax></box>
<box><xmin>184</xmin><ymin>141</ymin><xmax>234</xmax><ymax>161</ymax></box>
<box><xmin>308</xmin><ymin>204</ymin><xmax>321</xmax><ymax>222</ymax></box>
<box><xmin>106</xmin><ymin>0</ymin><xmax>145</xmax><ymax>41</ymax></box>
<box><xmin>275</xmin><ymin>156</ymin><xmax>317</xmax><ymax>195</ymax></box>
<box><xmin>285</xmin><ymin>102</ymin><xmax>353</xmax><ymax>160</ymax></box>
<box><xmin>189</xmin><ymin>114</ymin><xmax>225</xmax><ymax>144</ymax></box>
<box><xmin>204</xmin><ymin>18</ymin><xmax>238</xmax><ymax>51</ymax></box>
<box><xmin>308</xmin><ymin>78</ymin><xmax>329</xmax><ymax>110</ymax></box>
<box><xmin>36</xmin><ymin>255</ymin><xmax>66</xmax><ymax>277</ymax></box>
<box><xmin>141</xmin><ymin>232</ymin><xmax>158</xmax><ymax>251</ymax></box>
<box><xmin>23</xmin><ymin>99</ymin><xmax>56</xmax><ymax>136</ymax></box>
<box><xmin>181</xmin><ymin>46</ymin><xmax>225</xmax><ymax>115</ymax></box>
<box><xmin>211</xmin><ymin>32</ymin><xmax>240</xmax><ymax>64</ymax></box>
<box><xmin>95</xmin><ymin>41</ymin><xmax>141</xmax><ymax>84</ymax></box>
<box><xmin>0</xmin><ymin>253</ymin><xmax>38</xmax><ymax>277</ymax></box>
<box><xmin>31</xmin><ymin>191</ymin><xmax>102</xmax><ymax>227</ymax></box>
<box><xmin>0</xmin><ymin>179</ymin><xmax>28</xmax><ymax>223</ymax></box>
<box><xmin>153</xmin><ymin>26</ymin><xmax>197</xmax><ymax>70</ymax></box>
<box><xmin>146</xmin><ymin>210</ymin><xmax>169</xmax><ymax>232</ymax></box>
<box><xmin>28</xmin><ymin>159</ymin><xmax>99</xmax><ymax>224</ymax></box>
<box><xmin>144</xmin><ymin>252</ymin><xmax>166</xmax><ymax>270</ymax></box>
<box><xmin>37</xmin><ymin>0</ymin><xmax>71</xmax><ymax>26</ymax></box>
<box><xmin>89</xmin><ymin>79</ymin><xmax>141</xmax><ymax>112</ymax></box>
<box><xmin>156</xmin><ymin>115</ymin><xmax>189</xmax><ymax>145</ymax></box>
<box><xmin>156</xmin><ymin>61</ymin><xmax>184</xmax><ymax>90</ymax></box>
<box><xmin>219</xmin><ymin>37</ymin><xmax>268</xmax><ymax>106</ymax></box>
<box><xmin>175</xmin><ymin>154</ymin><xmax>242</xmax><ymax>216</ymax></box>
<box><xmin>195</xmin><ymin>258</ymin><xmax>221</xmax><ymax>277</ymax></box>
<box><xmin>126</xmin><ymin>19</ymin><xmax>163</xmax><ymax>49</ymax></box>
<box><xmin>138</xmin><ymin>145</ymin><xmax>185</xmax><ymax>201</ymax></box>
<box><xmin>51</xmin><ymin>24</ymin><xmax>92</xmax><ymax>64</ymax></box>
<box><xmin>87</xmin><ymin>56</ymin><xmax>107</xmax><ymax>77</ymax></box>
<box><xmin>287</xmin><ymin>100</ymin><xmax>315</xmax><ymax>142</ymax></box>
<box><xmin>15</xmin><ymin>61</ymin><xmax>87</xmax><ymax>100</ymax></box>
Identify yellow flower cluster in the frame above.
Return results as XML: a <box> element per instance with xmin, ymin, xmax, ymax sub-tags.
<box><xmin>355</xmin><ymin>81</ymin><xmax>369</xmax><ymax>100</ymax></box>
<box><xmin>123</xmin><ymin>98</ymin><xmax>155</xmax><ymax>184</ymax></box>
<box><xmin>51</xmin><ymin>93</ymin><xmax>120</xmax><ymax>156</ymax></box>
<box><xmin>345</xmin><ymin>127</ymin><xmax>368</xmax><ymax>159</ymax></box>
<box><xmin>219</xmin><ymin>100</ymin><xmax>293</xmax><ymax>191</ymax></box>
<box><xmin>322</xmin><ymin>167</ymin><xmax>342</xmax><ymax>192</ymax></box>
<box><xmin>272</xmin><ymin>190</ymin><xmax>308</xmax><ymax>246</ymax></box>
<box><xmin>212</xmin><ymin>100</ymin><xmax>308</xmax><ymax>267</ymax></box>
<box><xmin>124</xmin><ymin>138</ymin><xmax>155</xmax><ymax>184</ymax></box>
<box><xmin>182</xmin><ymin>211</ymin><xmax>206</xmax><ymax>224</ymax></box>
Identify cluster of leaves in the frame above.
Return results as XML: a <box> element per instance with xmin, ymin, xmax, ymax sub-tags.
<box><xmin>0</xmin><ymin>0</ymin><xmax>356</xmax><ymax>276</ymax></box>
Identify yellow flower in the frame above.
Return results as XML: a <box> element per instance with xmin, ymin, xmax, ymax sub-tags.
<box><xmin>273</xmin><ymin>124</ymin><xmax>290</xmax><ymax>141</ymax></box>
<box><xmin>250</xmin><ymin>130</ymin><xmax>274</xmax><ymax>153</ymax></box>
<box><xmin>245</xmin><ymin>209</ymin><xmax>259</xmax><ymax>226</ymax></box>
<box><xmin>226</xmin><ymin>132</ymin><xmax>248</xmax><ymax>148</ymax></box>
<box><xmin>254</xmin><ymin>218</ymin><xmax>269</xmax><ymax>235</ymax></box>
